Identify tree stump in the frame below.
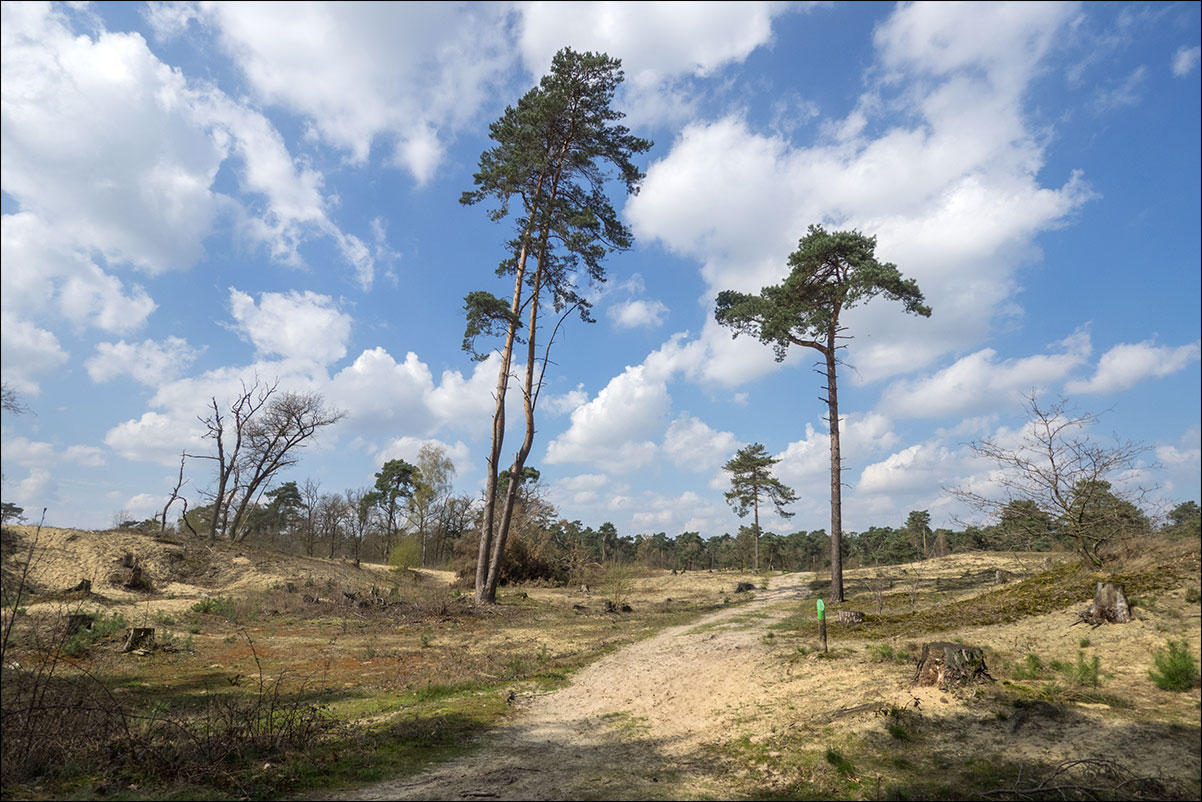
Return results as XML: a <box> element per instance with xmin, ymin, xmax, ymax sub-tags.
<box><xmin>1078</xmin><ymin>582</ymin><xmax>1132</xmax><ymax>626</ymax></box>
<box><xmin>67</xmin><ymin>579</ymin><xmax>92</xmax><ymax>593</ymax></box>
<box><xmin>836</xmin><ymin>610</ymin><xmax>865</xmax><ymax>626</ymax></box>
<box><xmin>65</xmin><ymin>613</ymin><xmax>94</xmax><ymax>636</ymax></box>
<box><xmin>734</xmin><ymin>582</ymin><xmax>755</xmax><ymax>593</ymax></box>
<box><xmin>120</xmin><ymin>627</ymin><xmax>155</xmax><ymax>653</ymax></box>
<box><xmin>913</xmin><ymin>642</ymin><xmax>993</xmax><ymax>689</ymax></box>
<box><xmin>123</xmin><ymin>565</ymin><xmax>152</xmax><ymax>592</ymax></box>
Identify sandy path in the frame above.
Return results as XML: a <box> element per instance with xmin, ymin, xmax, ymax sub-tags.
<box><xmin>337</xmin><ymin>574</ymin><xmax>811</xmax><ymax>801</ymax></box>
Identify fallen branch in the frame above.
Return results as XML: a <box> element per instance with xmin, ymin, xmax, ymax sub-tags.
<box><xmin>978</xmin><ymin>758</ymin><xmax>1181</xmax><ymax>801</ymax></box>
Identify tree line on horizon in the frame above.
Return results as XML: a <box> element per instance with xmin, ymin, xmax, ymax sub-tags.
<box><xmin>88</xmin><ymin>461</ymin><xmax>1200</xmax><ymax>584</ymax></box>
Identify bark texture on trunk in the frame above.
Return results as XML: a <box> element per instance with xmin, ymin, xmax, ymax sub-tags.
<box><xmin>475</xmin><ymin>240</ymin><xmax>529</xmax><ymax>604</ymax></box>
<box><xmin>1079</xmin><ymin>582</ymin><xmax>1133</xmax><ymax>625</ymax></box>
<box><xmin>825</xmin><ymin>342</ymin><xmax>844</xmax><ymax>603</ymax></box>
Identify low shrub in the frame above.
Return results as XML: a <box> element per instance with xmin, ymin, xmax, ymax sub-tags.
<box><xmin>1148</xmin><ymin>640</ymin><xmax>1199</xmax><ymax>691</ymax></box>
<box><xmin>191</xmin><ymin>595</ymin><xmax>238</xmax><ymax>619</ymax></box>
<box><xmin>60</xmin><ymin>611</ymin><xmax>128</xmax><ymax>657</ymax></box>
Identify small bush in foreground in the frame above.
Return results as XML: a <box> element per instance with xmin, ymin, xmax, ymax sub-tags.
<box><xmin>1148</xmin><ymin>640</ymin><xmax>1199</xmax><ymax>691</ymax></box>
<box><xmin>60</xmin><ymin>611</ymin><xmax>127</xmax><ymax>657</ymax></box>
<box><xmin>191</xmin><ymin>595</ymin><xmax>237</xmax><ymax>618</ymax></box>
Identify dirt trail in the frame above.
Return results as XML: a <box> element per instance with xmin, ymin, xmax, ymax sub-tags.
<box><xmin>338</xmin><ymin>574</ymin><xmax>813</xmax><ymax>800</ymax></box>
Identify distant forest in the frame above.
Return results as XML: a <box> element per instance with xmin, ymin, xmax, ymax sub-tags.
<box><xmin>96</xmin><ymin>472</ymin><xmax>1200</xmax><ymax>583</ymax></box>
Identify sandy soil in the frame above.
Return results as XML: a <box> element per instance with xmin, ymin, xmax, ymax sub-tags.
<box><xmin>337</xmin><ymin>561</ymin><xmax>1201</xmax><ymax>801</ymax></box>
<box><xmin>3</xmin><ymin>525</ymin><xmax>406</xmax><ymax>618</ymax></box>
<box><xmin>337</xmin><ymin>573</ymin><xmax>811</xmax><ymax>801</ymax></box>
<box><xmin>7</xmin><ymin>528</ymin><xmax>1196</xmax><ymax>799</ymax></box>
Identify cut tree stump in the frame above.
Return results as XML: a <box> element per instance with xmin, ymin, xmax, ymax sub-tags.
<box><xmin>65</xmin><ymin>614</ymin><xmax>94</xmax><ymax>636</ymax></box>
<box><xmin>120</xmin><ymin>627</ymin><xmax>155</xmax><ymax>653</ymax></box>
<box><xmin>913</xmin><ymin>642</ymin><xmax>993</xmax><ymax>689</ymax></box>
<box><xmin>123</xmin><ymin>565</ymin><xmax>152</xmax><ymax>592</ymax></box>
<box><xmin>1077</xmin><ymin>582</ymin><xmax>1132</xmax><ymax>626</ymax></box>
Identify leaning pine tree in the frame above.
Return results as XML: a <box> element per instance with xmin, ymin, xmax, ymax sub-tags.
<box><xmin>461</xmin><ymin>48</ymin><xmax>652</xmax><ymax>604</ymax></box>
<box><xmin>715</xmin><ymin>226</ymin><xmax>930</xmax><ymax>602</ymax></box>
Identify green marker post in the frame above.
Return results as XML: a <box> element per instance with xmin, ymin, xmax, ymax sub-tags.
<box><xmin>817</xmin><ymin>599</ymin><xmax>827</xmax><ymax>653</ymax></box>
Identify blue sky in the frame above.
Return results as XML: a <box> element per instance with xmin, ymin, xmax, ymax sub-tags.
<box><xmin>2</xmin><ymin>1</ymin><xmax>1199</xmax><ymax>538</ymax></box>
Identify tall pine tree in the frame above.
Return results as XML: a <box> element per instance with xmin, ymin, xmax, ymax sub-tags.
<box><xmin>716</xmin><ymin>226</ymin><xmax>929</xmax><ymax>600</ymax></box>
<box><xmin>462</xmin><ymin>48</ymin><xmax>651</xmax><ymax>604</ymax></box>
<box><xmin>723</xmin><ymin>444</ymin><xmax>798</xmax><ymax>572</ymax></box>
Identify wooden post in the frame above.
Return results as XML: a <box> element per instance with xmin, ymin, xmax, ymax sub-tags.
<box><xmin>817</xmin><ymin>599</ymin><xmax>827</xmax><ymax>652</ymax></box>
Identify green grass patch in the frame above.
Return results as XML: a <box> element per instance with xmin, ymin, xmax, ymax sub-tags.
<box><xmin>191</xmin><ymin>595</ymin><xmax>238</xmax><ymax>619</ymax></box>
<box><xmin>60</xmin><ymin>611</ymin><xmax>128</xmax><ymax>657</ymax></box>
<box><xmin>868</xmin><ymin>643</ymin><xmax>916</xmax><ymax>664</ymax></box>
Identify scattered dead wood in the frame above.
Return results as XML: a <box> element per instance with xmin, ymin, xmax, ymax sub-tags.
<box><xmin>1075</xmin><ymin>582</ymin><xmax>1132</xmax><ymax>627</ymax></box>
<box><xmin>913</xmin><ymin>642</ymin><xmax>993</xmax><ymax>689</ymax></box>
<box><xmin>836</xmin><ymin>610</ymin><xmax>865</xmax><ymax>626</ymax></box>
<box><xmin>979</xmin><ymin>758</ymin><xmax>1183</xmax><ymax>800</ymax></box>
<box><xmin>816</xmin><ymin>701</ymin><xmax>881</xmax><ymax>723</ymax></box>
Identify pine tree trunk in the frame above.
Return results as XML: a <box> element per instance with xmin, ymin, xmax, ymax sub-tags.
<box><xmin>826</xmin><ymin>342</ymin><xmax>844</xmax><ymax>603</ymax></box>
<box><xmin>753</xmin><ymin>495</ymin><xmax>760</xmax><ymax>572</ymax></box>
<box><xmin>475</xmin><ymin>240</ymin><xmax>529</xmax><ymax>604</ymax></box>
<box><xmin>484</xmin><ymin>258</ymin><xmax>546</xmax><ymax>603</ymax></box>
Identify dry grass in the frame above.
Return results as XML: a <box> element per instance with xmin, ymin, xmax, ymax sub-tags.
<box><xmin>3</xmin><ymin>528</ymin><xmax>1198</xmax><ymax>801</ymax></box>
<box><xmin>1</xmin><ymin>527</ymin><xmax>763</xmax><ymax>800</ymax></box>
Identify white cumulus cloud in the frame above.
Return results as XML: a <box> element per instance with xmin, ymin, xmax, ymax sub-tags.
<box><xmin>200</xmin><ymin>2</ymin><xmax>512</xmax><ymax>184</ymax></box>
<box><xmin>879</xmin><ymin>329</ymin><xmax>1092</xmax><ymax>418</ymax></box>
<box><xmin>1</xmin><ymin>3</ymin><xmax>375</xmax><ymax>290</ymax></box>
<box><xmin>608</xmin><ymin>298</ymin><xmax>669</xmax><ymax>329</ymax></box>
<box><xmin>626</xmin><ymin>1</ymin><xmax>1093</xmax><ymax>387</ymax></box>
<box><xmin>87</xmin><ymin>337</ymin><xmax>203</xmax><ymax>386</ymax></box>
<box><xmin>544</xmin><ymin>364</ymin><xmax>669</xmax><ymax>471</ymax></box>
<box><xmin>518</xmin><ymin>2</ymin><xmax>801</xmax><ymax>126</ymax></box>
<box><xmin>662</xmin><ymin>415</ymin><xmax>740</xmax><ymax>473</ymax></box>
<box><xmin>1066</xmin><ymin>340</ymin><xmax>1201</xmax><ymax>395</ymax></box>
<box><xmin>228</xmin><ymin>289</ymin><xmax>352</xmax><ymax>366</ymax></box>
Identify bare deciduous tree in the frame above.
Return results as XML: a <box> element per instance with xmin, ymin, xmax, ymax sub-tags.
<box><xmin>317</xmin><ymin>492</ymin><xmax>346</xmax><ymax>559</ymax></box>
<box><xmin>190</xmin><ymin>380</ymin><xmax>344</xmax><ymax>541</ymax></box>
<box><xmin>343</xmin><ymin>487</ymin><xmax>377</xmax><ymax>569</ymax></box>
<box><xmin>1</xmin><ymin>382</ymin><xmax>30</xmax><ymax>415</ymax></box>
<box><xmin>161</xmin><ymin>451</ymin><xmax>193</xmax><ymax>535</ymax></box>
<box><xmin>300</xmin><ymin>478</ymin><xmax>322</xmax><ymax>557</ymax></box>
<box><xmin>951</xmin><ymin>395</ymin><xmax>1153</xmax><ymax>567</ymax></box>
